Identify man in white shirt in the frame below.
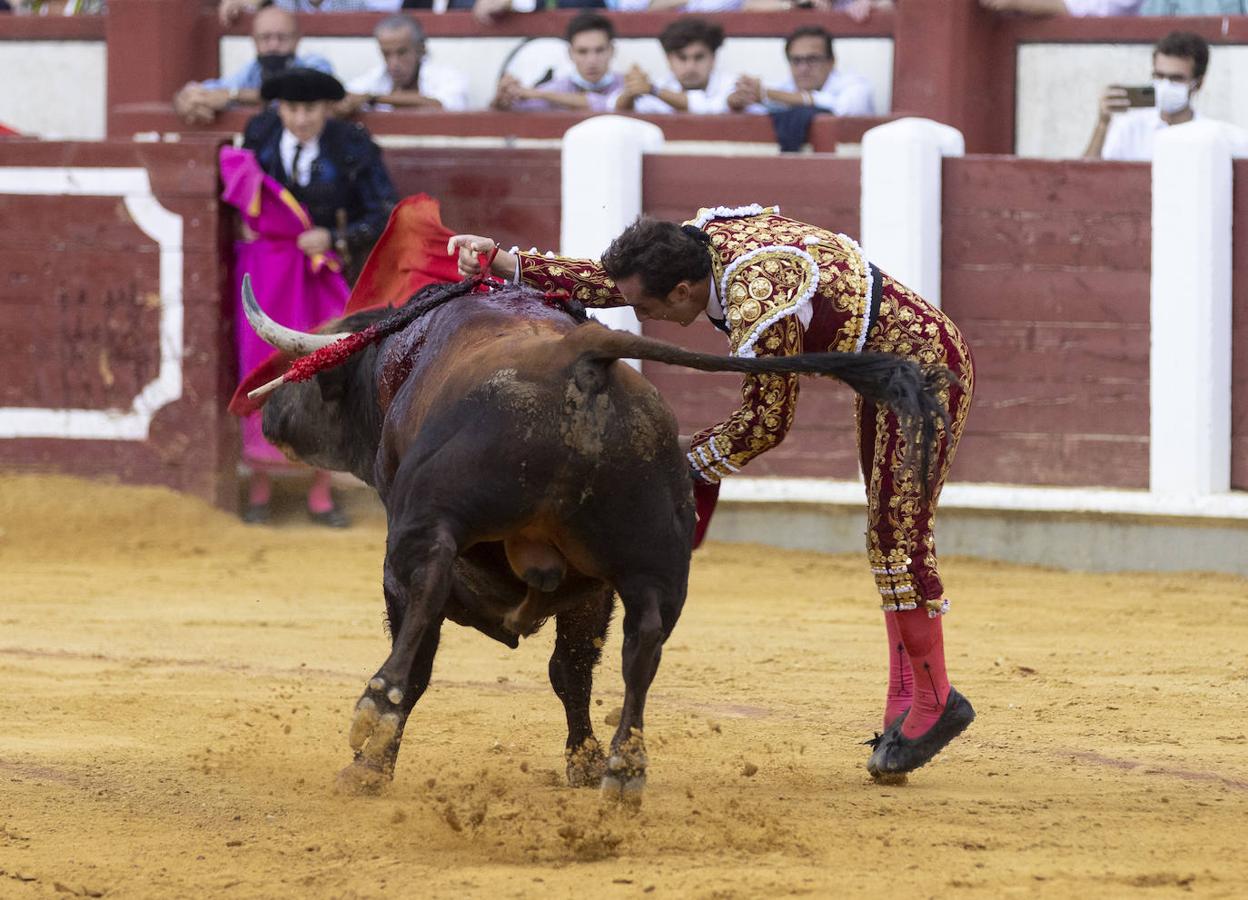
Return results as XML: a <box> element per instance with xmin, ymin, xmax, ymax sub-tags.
<box><xmin>1085</xmin><ymin>31</ymin><xmax>1248</xmax><ymax>160</ymax></box>
<box><xmin>340</xmin><ymin>14</ymin><xmax>469</xmax><ymax>113</ymax></box>
<box><xmin>614</xmin><ymin>18</ymin><xmax>738</xmax><ymax>115</ymax></box>
<box><xmin>729</xmin><ymin>26</ymin><xmax>876</xmax><ymax>117</ymax></box>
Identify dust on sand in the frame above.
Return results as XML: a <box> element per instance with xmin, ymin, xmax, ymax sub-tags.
<box><xmin>1</xmin><ymin>474</ymin><xmax>1245</xmax><ymax>898</ymax></box>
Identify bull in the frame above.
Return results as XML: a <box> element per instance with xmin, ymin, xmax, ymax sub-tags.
<box><xmin>241</xmin><ymin>275</ymin><xmax>949</xmax><ymax>802</ymax></box>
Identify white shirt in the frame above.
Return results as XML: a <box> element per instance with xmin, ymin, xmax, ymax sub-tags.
<box><xmin>1063</xmin><ymin>0</ymin><xmax>1143</xmax><ymax>13</ymax></box>
<box><xmin>279</xmin><ymin>129</ymin><xmax>318</xmax><ymax>187</ymax></box>
<box><xmin>630</xmin><ymin>69</ymin><xmax>738</xmax><ymax>115</ymax></box>
<box><xmin>346</xmin><ymin>60</ymin><xmax>470</xmax><ymax>112</ymax></box>
<box><xmin>766</xmin><ymin>68</ymin><xmax>876</xmax><ymax>117</ymax></box>
<box><xmin>1102</xmin><ymin>108</ymin><xmax>1248</xmax><ymax>160</ymax></box>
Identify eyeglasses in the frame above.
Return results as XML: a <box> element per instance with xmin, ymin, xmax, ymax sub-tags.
<box><xmin>787</xmin><ymin>55</ymin><xmax>831</xmax><ymax>67</ymax></box>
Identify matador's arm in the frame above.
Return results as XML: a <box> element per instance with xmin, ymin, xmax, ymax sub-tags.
<box><xmin>514</xmin><ymin>250</ymin><xmax>629</xmax><ymax>309</ymax></box>
<box><xmin>687</xmin><ymin>316</ymin><xmax>803</xmax><ymax>483</ymax></box>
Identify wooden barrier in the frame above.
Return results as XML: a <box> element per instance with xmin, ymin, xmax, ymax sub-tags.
<box><xmin>1233</xmin><ymin>159</ymin><xmax>1248</xmax><ymax>490</ymax></box>
<box><xmin>108</xmin><ymin>105</ymin><xmax>892</xmax><ymax>154</ymax></box>
<box><xmin>0</xmin><ymin>141</ymin><xmax>237</xmax><ymax>506</ymax></box>
<box><xmin>2</xmin><ymin>143</ymin><xmax>1244</xmax><ymax>502</ymax></box>
<box><xmin>942</xmin><ymin>157</ymin><xmax>1152</xmax><ymax>489</ymax></box>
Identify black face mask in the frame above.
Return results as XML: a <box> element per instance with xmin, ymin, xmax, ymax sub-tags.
<box><xmin>257</xmin><ymin>53</ymin><xmax>295</xmax><ymax>78</ymax></box>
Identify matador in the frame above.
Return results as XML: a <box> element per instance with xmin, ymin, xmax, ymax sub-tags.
<box><xmin>450</xmin><ymin>204</ymin><xmax>976</xmax><ymax>779</ymax></box>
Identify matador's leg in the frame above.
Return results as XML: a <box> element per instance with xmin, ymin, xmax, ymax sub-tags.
<box><xmin>864</xmin><ymin>292</ymin><xmax>976</xmax><ymax>778</ymax></box>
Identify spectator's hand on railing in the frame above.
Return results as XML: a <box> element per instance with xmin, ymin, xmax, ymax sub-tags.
<box><xmin>174</xmin><ymin>83</ymin><xmax>221</xmax><ymax>126</ymax></box>
<box><xmin>1099</xmin><ymin>86</ymin><xmax>1129</xmax><ymax>123</ymax></box>
<box><xmin>492</xmin><ymin>74</ymin><xmax>523</xmax><ymax>111</ymax></box>
<box><xmin>473</xmin><ymin>0</ymin><xmax>512</xmax><ymax>26</ymax></box>
<box><xmin>622</xmin><ymin>65</ymin><xmax>653</xmax><ymax>102</ymax></box>
<box><xmin>730</xmin><ymin>75</ymin><xmax>764</xmax><ymax>111</ymax></box>
<box><xmin>218</xmin><ymin>0</ymin><xmax>257</xmax><ymax>27</ymax></box>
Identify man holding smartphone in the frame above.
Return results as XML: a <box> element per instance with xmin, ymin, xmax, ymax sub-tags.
<box><xmin>1084</xmin><ymin>31</ymin><xmax>1212</xmax><ymax>160</ymax></box>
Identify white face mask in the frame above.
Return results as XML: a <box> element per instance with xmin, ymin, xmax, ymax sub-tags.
<box><xmin>1153</xmin><ymin>78</ymin><xmax>1191</xmax><ymax>115</ymax></box>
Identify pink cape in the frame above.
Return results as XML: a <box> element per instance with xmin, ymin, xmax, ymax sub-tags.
<box><xmin>220</xmin><ymin>146</ymin><xmax>350</xmax><ymax>466</ymax></box>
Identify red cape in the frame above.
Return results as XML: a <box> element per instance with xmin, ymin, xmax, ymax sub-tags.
<box><xmin>228</xmin><ymin>193</ymin><xmax>459</xmax><ymax>416</ymax></box>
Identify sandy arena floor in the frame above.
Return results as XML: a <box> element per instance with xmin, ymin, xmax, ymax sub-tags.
<box><xmin>1</xmin><ymin>473</ymin><xmax>1246</xmax><ymax>899</ymax></box>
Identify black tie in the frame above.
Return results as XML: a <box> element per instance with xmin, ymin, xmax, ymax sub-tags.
<box><xmin>290</xmin><ymin>143</ymin><xmax>304</xmax><ymax>185</ymax></box>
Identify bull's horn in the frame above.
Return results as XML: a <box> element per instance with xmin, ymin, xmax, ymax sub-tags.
<box><xmin>242</xmin><ymin>273</ymin><xmax>350</xmax><ymax>355</ymax></box>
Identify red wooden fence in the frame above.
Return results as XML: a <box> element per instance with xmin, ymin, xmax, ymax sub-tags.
<box><xmin>3</xmin><ymin>144</ymin><xmax>1245</xmax><ymax>501</ymax></box>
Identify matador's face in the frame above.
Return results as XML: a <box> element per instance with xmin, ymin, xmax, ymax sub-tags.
<box><xmin>616</xmin><ymin>274</ymin><xmax>709</xmax><ymax>328</ymax></box>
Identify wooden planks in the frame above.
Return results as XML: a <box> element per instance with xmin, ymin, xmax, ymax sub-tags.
<box><xmin>942</xmin><ymin>156</ymin><xmax>1152</xmax><ymax>488</ymax></box>
<box><xmin>386</xmin><ymin>147</ymin><xmax>561</xmax><ymax>255</ymax></box>
<box><xmin>1232</xmin><ymin>160</ymin><xmax>1248</xmax><ymax>490</ymax></box>
<box><xmin>0</xmin><ymin>141</ymin><xmax>237</xmax><ymax>507</ymax></box>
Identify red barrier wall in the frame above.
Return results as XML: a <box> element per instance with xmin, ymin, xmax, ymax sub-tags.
<box><xmin>386</xmin><ymin>147</ymin><xmax>561</xmax><ymax>254</ymax></box>
<box><xmin>4</xmin><ymin>145</ymin><xmax>1242</xmax><ymax>500</ymax></box>
<box><xmin>942</xmin><ymin>157</ymin><xmax>1152</xmax><ymax>489</ymax></box>
<box><xmin>1233</xmin><ymin>160</ymin><xmax>1248</xmax><ymax>491</ymax></box>
<box><xmin>0</xmin><ymin>142</ymin><xmax>237</xmax><ymax>506</ymax></box>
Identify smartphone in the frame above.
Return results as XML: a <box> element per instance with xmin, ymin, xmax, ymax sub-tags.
<box><xmin>1121</xmin><ymin>85</ymin><xmax>1156</xmax><ymax>108</ymax></box>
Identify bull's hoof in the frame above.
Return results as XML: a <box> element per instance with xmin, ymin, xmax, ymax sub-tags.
<box><xmin>335</xmin><ymin>760</ymin><xmax>391</xmax><ymax>796</ymax></box>
<box><xmin>870</xmin><ymin>770</ymin><xmax>909</xmax><ymax>786</ymax></box>
<box><xmin>599</xmin><ymin>771</ymin><xmax>646</xmax><ymax>808</ymax></box>
<box><xmin>565</xmin><ymin>738</ymin><xmax>607</xmax><ymax>788</ymax></box>
<box><xmin>348</xmin><ymin>687</ymin><xmax>402</xmax><ymax>772</ymax></box>
<box><xmin>600</xmin><ymin>752</ymin><xmax>646</xmax><ymax>808</ymax></box>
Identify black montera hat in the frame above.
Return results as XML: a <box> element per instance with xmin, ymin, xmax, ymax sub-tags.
<box><xmin>260</xmin><ymin>67</ymin><xmax>346</xmax><ymax>103</ymax></box>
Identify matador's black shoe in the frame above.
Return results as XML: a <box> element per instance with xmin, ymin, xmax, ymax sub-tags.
<box><xmin>866</xmin><ymin>687</ymin><xmax>975</xmax><ymax>780</ymax></box>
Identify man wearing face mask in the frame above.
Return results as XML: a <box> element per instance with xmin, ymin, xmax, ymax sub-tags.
<box><xmin>1084</xmin><ymin>31</ymin><xmax>1227</xmax><ymax>161</ymax></box>
<box><xmin>493</xmin><ymin>13</ymin><xmax>624</xmax><ymax>113</ymax></box>
<box><xmin>174</xmin><ymin>4</ymin><xmax>334</xmax><ymax>126</ymax></box>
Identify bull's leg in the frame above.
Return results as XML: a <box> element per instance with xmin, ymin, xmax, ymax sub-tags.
<box><xmin>342</xmin><ymin>525</ymin><xmax>458</xmax><ymax>792</ymax></box>
<box><xmin>337</xmin><ymin>612</ymin><xmax>443</xmax><ymax>795</ymax></box>
<box><xmin>549</xmin><ymin>588</ymin><xmax>613</xmax><ymax>787</ymax></box>
<box><xmin>601</xmin><ymin>578</ymin><xmax>684</xmax><ymax>806</ymax></box>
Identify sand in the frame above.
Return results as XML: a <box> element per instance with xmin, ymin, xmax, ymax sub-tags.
<box><xmin>1</xmin><ymin>473</ymin><xmax>1245</xmax><ymax>899</ymax></box>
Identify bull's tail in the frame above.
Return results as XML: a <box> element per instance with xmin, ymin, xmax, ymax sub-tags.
<box><xmin>571</xmin><ymin>323</ymin><xmax>957</xmax><ymax>498</ymax></box>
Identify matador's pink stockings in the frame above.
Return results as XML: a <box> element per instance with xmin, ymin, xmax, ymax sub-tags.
<box><xmin>893</xmin><ymin>609</ymin><xmax>951</xmax><ymax>739</ymax></box>
<box><xmin>883</xmin><ymin>612</ymin><xmax>913</xmax><ymax>731</ymax></box>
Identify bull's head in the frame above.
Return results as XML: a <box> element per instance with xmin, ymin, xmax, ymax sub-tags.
<box><xmin>242</xmin><ymin>276</ymin><xmax>380</xmax><ymax>484</ymax></box>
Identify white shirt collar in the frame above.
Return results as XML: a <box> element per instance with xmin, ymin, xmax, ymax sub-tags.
<box><xmin>707</xmin><ymin>275</ymin><xmax>724</xmax><ymax>320</ymax></box>
<box><xmin>279</xmin><ymin>129</ymin><xmax>320</xmax><ymax>187</ymax></box>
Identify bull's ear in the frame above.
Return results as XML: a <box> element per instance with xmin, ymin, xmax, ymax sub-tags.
<box><xmin>316</xmin><ymin>367</ymin><xmax>349</xmax><ymax>404</ymax></box>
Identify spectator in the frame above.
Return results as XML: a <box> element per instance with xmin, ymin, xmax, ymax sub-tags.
<box><xmin>174</xmin><ymin>5</ymin><xmax>333</xmax><ymax>125</ymax></box>
<box><xmin>234</xmin><ymin>68</ymin><xmax>399</xmax><ymax>525</ymax></box>
<box><xmin>1141</xmin><ymin>0</ymin><xmax>1246</xmax><ymax>12</ymax></box>
<box><xmin>1084</xmin><ymin>31</ymin><xmax>1247</xmax><ymax>160</ymax></box>
<box><xmin>340</xmin><ymin>14</ymin><xmax>468</xmax><ymax>113</ymax></box>
<box><xmin>219</xmin><ymin>0</ymin><xmax>402</xmax><ymax>27</ymax></box>
<box><xmin>730</xmin><ymin>26</ymin><xmax>875</xmax><ymax>117</ymax></box>
<box><xmin>245</xmin><ymin>68</ymin><xmax>399</xmax><ymax>281</ymax></box>
<box><xmin>493</xmin><ymin>12</ymin><xmax>623</xmax><ymax>112</ymax></box>
<box><xmin>979</xmin><ymin>0</ymin><xmax>1143</xmax><ymax>14</ymax></box>
<box><xmin>615</xmin><ymin>18</ymin><xmax>738</xmax><ymax>115</ymax></box>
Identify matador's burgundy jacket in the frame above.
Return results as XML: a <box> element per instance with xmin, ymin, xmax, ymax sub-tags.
<box><xmin>514</xmin><ymin>204</ymin><xmax>877</xmax><ymax>483</ymax></box>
